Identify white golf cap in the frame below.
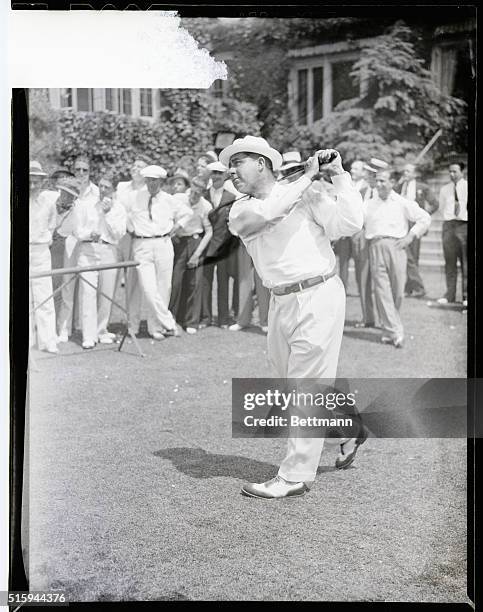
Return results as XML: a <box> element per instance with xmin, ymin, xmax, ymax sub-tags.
<box><xmin>29</xmin><ymin>160</ymin><xmax>47</xmax><ymax>176</ymax></box>
<box><xmin>140</xmin><ymin>165</ymin><xmax>168</xmax><ymax>179</ymax></box>
<box><xmin>199</xmin><ymin>150</ymin><xmax>218</xmax><ymax>163</ymax></box>
<box><xmin>207</xmin><ymin>161</ymin><xmax>228</xmax><ymax>173</ymax></box>
<box><xmin>219</xmin><ymin>135</ymin><xmax>283</xmax><ymax>171</ymax></box>
<box><xmin>282</xmin><ymin>151</ymin><xmax>302</xmax><ymax>164</ymax></box>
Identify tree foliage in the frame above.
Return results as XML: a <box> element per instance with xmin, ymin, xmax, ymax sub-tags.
<box><xmin>277</xmin><ymin>23</ymin><xmax>467</xmax><ymax>168</ymax></box>
<box><xmin>28</xmin><ymin>89</ymin><xmax>62</xmax><ymax>167</ymax></box>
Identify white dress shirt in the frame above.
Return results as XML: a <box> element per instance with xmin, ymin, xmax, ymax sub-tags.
<box><xmin>57</xmin><ymin>181</ymin><xmax>100</xmax><ymax>257</ymax></box>
<box><xmin>172</xmin><ymin>192</ymin><xmax>212</xmax><ymax>237</ymax></box>
<box><xmin>439</xmin><ymin>178</ymin><xmax>468</xmax><ymax>221</ymax></box>
<box><xmin>209</xmin><ymin>185</ymin><xmax>224</xmax><ymax>208</ymax></box>
<box><xmin>72</xmin><ymin>195</ymin><xmax>127</xmax><ymax>245</ymax></box>
<box><xmin>400</xmin><ymin>178</ymin><xmax>417</xmax><ymax>201</ymax></box>
<box><xmin>228</xmin><ymin>172</ymin><xmax>363</xmax><ymax>288</ymax></box>
<box><xmin>363</xmin><ymin>190</ymin><xmax>431</xmax><ymax>239</ymax></box>
<box><xmin>29</xmin><ymin>190</ymin><xmax>59</xmax><ymax>244</ymax></box>
<box><xmin>125</xmin><ymin>189</ymin><xmax>193</xmax><ymax>236</ymax></box>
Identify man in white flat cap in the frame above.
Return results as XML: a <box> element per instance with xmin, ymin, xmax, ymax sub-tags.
<box><xmin>29</xmin><ymin>161</ymin><xmax>60</xmax><ymax>354</ymax></box>
<box><xmin>116</xmin><ymin>156</ymin><xmax>150</xmax><ymax>333</ymax></box>
<box><xmin>123</xmin><ymin>165</ymin><xmax>193</xmax><ymax>340</ymax></box>
<box><xmin>220</xmin><ymin>135</ymin><xmax>365</xmax><ymax>498</ymax></box>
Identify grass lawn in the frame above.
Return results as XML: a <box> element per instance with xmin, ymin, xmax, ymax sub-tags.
<box><xmin>24</xmin><ymin>269</ymin><xmax>468</xmax><ymax>602</ymax></box>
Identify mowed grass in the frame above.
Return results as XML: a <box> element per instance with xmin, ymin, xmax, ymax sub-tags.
<box><xmin>25</xmin><ymin>270</ymin><xmax>468</xmax><ymax>602</ymax></box>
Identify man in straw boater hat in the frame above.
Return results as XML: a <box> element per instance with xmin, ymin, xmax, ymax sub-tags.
<box><xmin>219</xmin><ymin>136</ymin><xmax>366</xmax><ymax>498</ymax></box>
<box><xmin>29</xmin><ymin>161</ymin><xmax>64</xmax><ymax>354</ymax></box>
<box><xmin>124</xmin><ymin>164</ymin><xmax>193</xmax><ymax>340</ymax></box>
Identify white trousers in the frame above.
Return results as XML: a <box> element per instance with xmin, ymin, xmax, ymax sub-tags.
<box><xmin>116</xmin><ymin>233</ymin><xmax>144</xmax><ymax>330</ymax></box>
<box><xmin>267</xmin><ymin>276</ymin><xmax>346</xmax><ymax>482</ymax></box>
<box><xmin>131</xmin><ymin>237</ymin><xmax>176</xmax><ymax>334</ymax></box>
<box><xmin>29</xmin><ymin>244</ymin><xmax>57</xmax><ymax>350</ymax></box>
<box><xmin>77</xmin><ymin>242</ymin><xmax>119</xmax><ymax>344</ymax></box>
<box><xmin>57</xmin><ymin>239</ymin><xmax>80</xmax><ymax>337</ymax></box>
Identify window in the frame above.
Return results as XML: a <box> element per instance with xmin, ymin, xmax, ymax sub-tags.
<box><xmin>60</xmin><ymin>88</ymin><xmax>73</xmax><ymax>108</ymax></box>
<box><xmin>105</xmin><ymin>88</ymin><xmax>117</xmax><ymax>111</ymax></box>
<box><xmin>291</xmin><ymin>54</ymin><xmax>360</xmax><ymax>125</ymax></box>
<box><xmin>76</xmin><ymin>88</ymin><xmax>93</xmax><ymax>111</ymax></box>
<box><xmin>312</xmin><ymin>67</ymin><xmax>324</xmax><ymax>121</ymax></box>
<box><xmin>140</xmin><ymin>89</ymin><xmax>153</xmax><ymax>116</ymax></box>
<box><xmin>332</xmin><ymin>61</ymin><xmax>358</xmax><ymax>108</ymax></box>
<box><xmin>297</xmin><ymin>69</ymin><xmax>308</xmax><ymax>125</ymax></box>
<box><xmin>119</xmin><ymin>89</ymin><xmax>132</xmax><ymax>115</ymax></box>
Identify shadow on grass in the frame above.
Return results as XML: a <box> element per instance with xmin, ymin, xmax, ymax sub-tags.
<box><xmin>154</xmin><ymin>447</ymin><xmax>277</xmax><ymax>481</ymax></box>
<box><xmin>343</xmin><ymin>329</ymin><xmax>382</xmax><ymax>344</ymax></box>
<box><xmin>154</xmin><ymin>447</ymin><xmax>339</xmax><ymax>481</ymax></box>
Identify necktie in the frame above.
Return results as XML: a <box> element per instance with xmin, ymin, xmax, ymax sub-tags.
<box><xmin>454</xmin><ymin>185</ymin><xmax>460</xmax><ymax>218</ymax></box>
<box><xmin>402</xmin><ymin>181</ymin><xmax>408</xmax><ymax>197</ymax></box>
<box><xmin>148</xmin><ymin>195</ymin><xmax>154</xmax><ymax>220</ymax></box>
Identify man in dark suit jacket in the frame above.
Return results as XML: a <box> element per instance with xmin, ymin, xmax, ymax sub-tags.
<box><xmin>396</xmin><ymin>163</ymin><xmax>438</xmax><ymax>297</ymax></box>
<box><xmin>200</xmin><ymin>162</ymin><xmax>238</xmax><ymax>328</ymax></box>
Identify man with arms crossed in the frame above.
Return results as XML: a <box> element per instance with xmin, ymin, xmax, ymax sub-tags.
<box><xmin>220</xmin><ymin>136</ymin><xmax>364</xmax><ymax>499</ymax></box>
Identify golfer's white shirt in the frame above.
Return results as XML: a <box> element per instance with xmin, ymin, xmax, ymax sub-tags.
<box><xmin>72</xmin><ymin>195</ymin><xmax>127</xmax><ymax>245</ymax></box>
<box><xmin>228</xmin><ymin>172</ymin><xmax>363</xmax><ymax>289</ymax></box>
<box><xmin>439</xmin><ymin>179</ymin><xmax>468</xmax><ymax>222</ymax></box>
<box><xmin>29</xmin><ymin>190</ymin><xmax>59</xmax><ymax>245</ymax></box>
<box><xmin>363</xmin><ymin>190</ymin><xmax>431</xmax><ymax>239</ymax></box>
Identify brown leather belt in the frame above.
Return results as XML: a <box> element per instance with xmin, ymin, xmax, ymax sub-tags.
<box><xmin>272</xmin><ymin>270</ymin><xmax>337</xmax><ymax>296</ymax></box>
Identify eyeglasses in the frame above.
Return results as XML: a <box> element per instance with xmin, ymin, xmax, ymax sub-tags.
<box><xmin>75</xmin><ymin>167</ymin><xmax>89</xmax><ymax>173</ymax></box>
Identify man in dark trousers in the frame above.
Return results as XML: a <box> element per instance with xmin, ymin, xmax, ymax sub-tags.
<box><xmin>396</xmin><ymin>163</ymin><xmax>438</xmax><ymax>298</ymax></box>
<box><xmin>200</xmin><ymin>161</ymin><xmax>238</xmax><ymax>328</ymax></box>
<box><xmin>437</xmin><ymin>161</ymin><xmax>468</xmax><ymax>306</ymax></box>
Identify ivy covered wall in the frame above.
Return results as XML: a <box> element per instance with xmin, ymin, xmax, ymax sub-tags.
<box><xmin>29</xmin><ymin>88</ymin><xmax>261</xmax><ymax>182</ymax></box>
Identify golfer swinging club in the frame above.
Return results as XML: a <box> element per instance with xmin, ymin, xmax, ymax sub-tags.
<box><xmin>219</xmin><ymin>136</ymin><xmax>366</xmax><ymax>499</ymax></box>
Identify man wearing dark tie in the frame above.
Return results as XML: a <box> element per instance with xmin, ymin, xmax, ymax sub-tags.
<box><xmin>437</xmin><ymin>162</ymin><xmax>468</xmax><ymax>306</ymax></box>
<box><xmin>397</xmin><ymin>163</ymin><xmax>438</xmax><ymax>298</ymax></box>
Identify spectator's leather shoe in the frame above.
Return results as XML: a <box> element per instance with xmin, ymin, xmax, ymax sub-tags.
<box><xmin>229</xmin><ymin>323</ymin><xmax>245</xmax><ymax>332</ymax></box>
<box><xmin>335</xmin><ymin>426</ymin><xmax>368</xmax><ymax>469</ymax></box>
<box><xmin>152</xmin><ymin>332</ymin><xmax>166</xmax><ymax>341</ymax></box>
<box><xmin>164</xmin><ymin>327</ymin><xmax>180</xmax><ymax>338</ymax></box>
<box><xmin>241</xmin><ymin>475</ymin><xmax>310</xmax><ymax>499</ymax></box>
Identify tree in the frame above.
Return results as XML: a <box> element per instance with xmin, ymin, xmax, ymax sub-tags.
<box><xmin>28</xmin><ymin>89</ymin><xmax>62</xmax><ymax>168</ymax></box>
<box><xmin>283</xmin><ymin>22</ymin><xmax>467</xmax><ymax>170</ymax></box>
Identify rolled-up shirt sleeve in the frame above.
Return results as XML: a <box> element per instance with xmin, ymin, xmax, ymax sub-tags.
<box><xmin>306</xmin><ymin>172</ymin><xmax>364</xmax><ymax>239</ymax></box>
<box><xmin>405</xmin><ymin>199</ymin><xmax>431</xmax><ymax>238</ymax></box>
<box><xmin>228</xmin><ymin>176</ymin><xmax>313</xmax><ymax>240</ymax></box>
